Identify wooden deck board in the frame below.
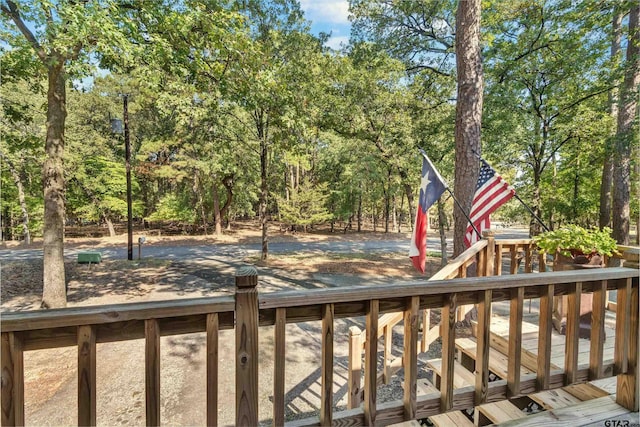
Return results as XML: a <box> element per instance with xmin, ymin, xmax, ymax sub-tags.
<box><xmin>496</xmin><ymin>396</ymin><xmax>630</xmax><ymax>426</ymax></box>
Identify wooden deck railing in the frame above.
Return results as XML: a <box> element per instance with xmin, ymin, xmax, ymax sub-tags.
<box><xmin>1</xmin><ymin>248</ymin><xmax>638</xmax><ymax>426</ymax></box>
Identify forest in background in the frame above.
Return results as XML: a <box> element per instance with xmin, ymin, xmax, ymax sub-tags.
<box><xmin>2</xmin><ymin>0</ymin><xmax>638</xmax><ymax>249</ymax></box>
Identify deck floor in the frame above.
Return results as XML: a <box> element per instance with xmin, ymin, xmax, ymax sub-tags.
<box><xmin>419</xmin><ymin>303</ymin><xmax>638</xmax><ymax>426</ymax></box>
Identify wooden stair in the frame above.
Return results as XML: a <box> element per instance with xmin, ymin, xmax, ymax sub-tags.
<box><xmin>429</xmin><ymin>410</ymin><xmax>474</xmax><ymax>427</ymax></box>
<box><xmin>456</xmin><ymin>337</ymin><xmax>532</xmax><ymax>379</ymax></box>
<box><xmin>427</xmin><ymin>359</ymin><xmax>476</xmax><ymax>389</ymax></box>
<box><xmin>495</xmin><ymin>395</ymin><xmax>631</xmax><ymax>426</ymax></box>
<box><xmin>475</xmin><ymin>400</ymin><xmax>526</xmax><ymax>425</ymax></box>
<box><xmin>529</xmin><ymin>388</ymin><xmax>582</xmax><ymax>410</ymax></box>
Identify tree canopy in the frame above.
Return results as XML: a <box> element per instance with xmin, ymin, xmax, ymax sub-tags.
<box><xmin>1</xmin><ymin>0</ymin><xmax>637</xmax><ymax>305</ymax></box>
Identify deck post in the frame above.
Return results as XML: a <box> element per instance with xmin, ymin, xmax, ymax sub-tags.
<box><xmin>235</xmin><ymin>266</ymin><xmax>259</xmax><ymax>427</ymax></box>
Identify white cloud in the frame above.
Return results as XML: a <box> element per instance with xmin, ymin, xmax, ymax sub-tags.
<box><xmin>300</xmin><ymin>0</ymin><xmax>350</xmax><ymax>25</ymax></box>
<box><xmin>325</xmin><ymin>36</ymin><xmax>349</xmax><ymax>50</ymax></box>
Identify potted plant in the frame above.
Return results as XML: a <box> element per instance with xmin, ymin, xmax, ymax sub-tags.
<box><xmin>533</xmin><ymin>225</ymin><xmax>619</xmax><ymax>267</ymax></box>
<box><xmin>533</xmin><ymin>225</ymin><xmax>619</xmax><ymax>338</ymax></box>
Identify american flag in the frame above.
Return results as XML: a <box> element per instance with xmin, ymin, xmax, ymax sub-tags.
<box><xmin>464</xmin><ymin>161</ymin><xmax>515</xmax><ymax>247</ymax></box>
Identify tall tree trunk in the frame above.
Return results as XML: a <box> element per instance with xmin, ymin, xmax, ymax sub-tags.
<box><xmin>599</xmin><ymin>10</ymin><xmax>623</xmax><ymax>229</ymax></box>
<box><xmin>41</xmin><ymin>64</ymin><xmax>67</xmax><ymax>309</ymax></box>
<box><xmin>453</xmin><ymin>0</ymin><xmax>483</xmax><ymax>256</ymax></box>
<box><xmin>397</xmin><ymin>170</ymin><xmax>414</xmax><ymax>232</ymax></box>
<box><xmin>384</xmin><ymin>174</ymin><xmax>390</xmax><ymax>233</ymax></box>
<box><xmin>195</xmin><ymin>173</ymin><xmax>208</xmax><ymax>236</ymax></box>
<box><xmin>572</xmin><ymin>156</ymin><xmax>580</xmax><ymax>221</ymax></box>
<box><xmin>103</xmin><ymin>214</ymin><xmax>116</xmax><ymax>238</ymax></box>
<box><xmin>212</xmin><ymin>179</ymin><xmax>222</xmax><ymax>236</ymax></box>
<box><xmin>357</xmin><ymin>194</ymin><xmax>362</xmax><ymax>232</ymax></box>
<box><xmin>2</xmin><ymin>153</ymin><xmax>31</xmax><ymax>244</ymax></box>
<box><xmin>260</xmin><ymin>135</ymin><xmax>269</xmax><ymax>261</ymax></box>
<box><xmin>612</xmin><ymin>4</ymin><xmax>639</xmax><ymax>245</ymax></box>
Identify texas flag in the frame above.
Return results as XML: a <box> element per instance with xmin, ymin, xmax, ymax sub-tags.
<box><xmin>409</xmin><ymin>151</ymin><xmax>447</xmax><ymax>273</ymax></box>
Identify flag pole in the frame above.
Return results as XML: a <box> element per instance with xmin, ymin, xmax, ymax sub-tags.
<box><xmin>446</xmin><ymin>187</ymin><xmax>482</xmax><ymax>237</ymax></box>
<box><xmin>512</xmin><ymin>192</ymin><xmax>550</xmax><ymax>232</ymax></box>
<box><xmin>471</xmin><ymin>150</ymin><xmax>550</xmax><ymax>232</ymax></box>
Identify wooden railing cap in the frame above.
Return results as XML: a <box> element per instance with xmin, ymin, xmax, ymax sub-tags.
<box><xmin>236</xmin><ymin>265</ymin><xmax>258</xmax><ymax>288</ymax></box>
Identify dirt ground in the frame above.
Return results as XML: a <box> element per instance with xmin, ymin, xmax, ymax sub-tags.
<box><xmin>1</xmin><ymin>223</ymin><xmax>443</xmax><ymax>312</ymax></box>
<box><xmin>1</xmin><ymin>224</ymin><xmax>451</xmax><ymax>426</ymax></box>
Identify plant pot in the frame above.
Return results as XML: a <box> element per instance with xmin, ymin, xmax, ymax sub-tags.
<box><xmin>551</xmin><ymin>252</ymin><xmax>604</xmax><ymax>339</ymax></box>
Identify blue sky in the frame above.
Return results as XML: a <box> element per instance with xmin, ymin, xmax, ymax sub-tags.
<box><xmin>299</xmin><ymin>0</ymin><xmax>351</xmax><ymax>49</ymax></box>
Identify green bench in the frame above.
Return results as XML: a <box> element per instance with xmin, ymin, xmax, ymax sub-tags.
<box><xmin>77</xmin><ymin>252</ymin><xmax>102</xmax><ymax>264</ymax></box>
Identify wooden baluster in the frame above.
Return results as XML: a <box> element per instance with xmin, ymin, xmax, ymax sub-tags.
<box><xmin>420</xmin><ymin>309</ymin><xmax>430</xmax><ymax>353</ymax></box>
<box><xmin>320</xmin><ymin>304</ymin><xmax>334</xmax><ymax>426</ymax></box>
<box><xmin>207</xmin><ymin>313</ymin><xmax>219</xmax><ymax>427</ymax></box>
<box><xmin>477</xmin><ymin>245</ymin><xmax>486</xmax><ymax>277</ymax></box>
<box><xmin>589</xmin><ymin>281</ymin><xmax>607</xmax><ymax>380</ymax></box>
<box><xmin>615</xmin><ymin>278</ymin><xmax>631</xmax><ymax>376</ymax></box>
<box><xmin>483</xmin><ymin>231</ymin><xmax>495</xmax><ymax>277</ymax></box>
<box><xmin>524</xmin><ymin>244</ymin><xmax>532</xmax><ymax>273</ymax></box>
<box><xmin>617</xmin><ymin>281</ymin><xmax>638</xmax><ymax>411</ymax></box>
<box><xmin>440</xmin><ymin>293</ymin><xmax>457</xmax><ymax>412</ymax></box>
<box><xmin>537</xmin><ymin>285</ymin><xmax>554</xmax><ymax>391</ymax></box>
<box><xmin>364</xmin><ymin>299</ymin><xmax>379</xmax><ymax>425</ymax></box>
<box><xmin>145</xmin><ymin>319</ymin><xmax>160</xmax><ymax>427</ymax></box>
<box><xmin>1</xmin><ymin>332</ymin><xmax>24</xmax><ymax>426</ymax></box>
<box><xmin>235</xmin><ymin>266</ymin><xmax>259</xmax><ymax>427</ymax></box>
<box><xmin>510</xmin><ymin>245</ymin><xmax>519</xmax><ymax>275</ymax></box>
<box><xmin>348</xmin><ymin>326</ymin><xmax>362</xmax><ymax>409</ymax></box>
<box><xmin>475</xmin><ymin>290</ymin><xmax>492</xmax><ymax>405</ymax></box>
<box><xmin>565</xmin><ymin>282</ymin><xmax>582</xmax><ymax>385</ymax></box>
<box><xmin>78</xmin><ymin>325</ymin><xmax>97</xmax><ymax>426</ymax></box>
<box><xmin>383</xmin><ymin>324</ymin><xmax>392</xmax><ymax>385</ymax></box>
<box><xmin>508</xmin><ymin>287</ymin><xmax>524</xmax><ymax>397</ymax></box>
<box><xmin>495</xmin><ymin>244</ymin><xmax>503</xmax><ymax>276</ymax></box>
<box><xmin>403</xmin><ymin>296</ymin><xmax>419</xmax><ymax>420</ymax></box>
<box><xmin>457</xmin><ymin>267</ymin><xmax>468</xmax><ymax>322</ymax></box>
<box><xmin>539</xmin><ymin>252</ymin><xmax>547</xmax><ymax>273</ymax></box>
<box><xmin>273</xmin><ymin>308</ymin><xmax>286</xmax><ymax>426</ymax></box>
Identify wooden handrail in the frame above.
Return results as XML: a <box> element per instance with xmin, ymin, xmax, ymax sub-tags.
<box><xmin>257</xmin><ymin>268</ymin><xmax>633</xmax><ymax>312</ymax></box>
<box><xmin>430</xmin><ymin>240</ymin><xmax>488</xmax><ymax>280</ymax></box>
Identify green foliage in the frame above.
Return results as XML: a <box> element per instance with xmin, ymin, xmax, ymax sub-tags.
<box><xmin>0</xmin><ymin>0</ymin><xmax>635</xmax><ymax>249</ymax></box>
<box><xmin>533</xmin><ymin>225</ymin><xmax>618</xmax><ymax>258</ymax></box>
<box><xmin>277</xmin><ymin>180</ymin><xmax>333</xmax><ymax>230</ymax></box>
<box><xmin>146</xmin><ymin>194</ymin><xmax>196</xmax><ymax>223</ymax></box>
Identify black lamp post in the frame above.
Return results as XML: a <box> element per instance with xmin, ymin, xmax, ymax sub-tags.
<box><xmin>110</xmin><ymin>94</ymin><xmax>133</xmax><ymax>261</ymax></box>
